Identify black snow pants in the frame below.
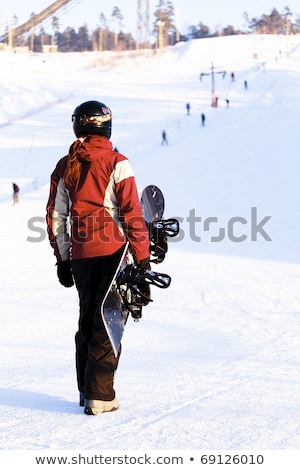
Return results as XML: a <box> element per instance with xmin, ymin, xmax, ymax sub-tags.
<box><xmin>71</xmin><ymin>247</ymin><xmax>124</xmax><ymax>401</ymax></box>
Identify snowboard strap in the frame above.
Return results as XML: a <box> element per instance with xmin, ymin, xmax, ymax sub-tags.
<box><xmin>151</xmin><ymin>218</ymin><xmax>180</xmax><ymax>238</ymax></box>
<box><xmin>118</xmin><ymin>264</ymin><xmax>171</xmax><ymax>289</ymax></box>
<box><xmin>147</xmin><ymin>218</ymin><xmax>179</xmax><ymax>264</ymax></box>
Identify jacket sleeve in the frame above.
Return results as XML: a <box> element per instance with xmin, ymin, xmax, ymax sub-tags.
<box><xmin>46</xmin><ymin>158</ymin><xmax>71</xmax><ymax>262</ymax></box>
<box><xmin>113</xmin><ymin>159</ymin><xmax>150</xmax><ymax>264</ymax></box>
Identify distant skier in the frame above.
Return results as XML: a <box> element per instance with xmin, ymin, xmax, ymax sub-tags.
<box><xmin>231</xmin><ymin>72</ymin><xmax>235</xmax><ymax>81</ymax></box>
<box><xmin>244</xmin><ymin>80</ymin><xmax>248</xmax><ymax>90</ymax></box>
<box><xmin>212</xmin><ymin>96</ymin><xmax>219</xmax><ymax>108</ymax></box>
<box><xmin>225</xmin><ymin>99</ymin><xmax>230</xmax><ymax>108</ymax></box>
<box><xmin>201</xmin><ymin>113</ymin><xmax>206</xmax><ymax>127</ymax></box>
<box><xmin>161</xmin><ymin>130</ymin><xmax>168</xmax><ymax>145</ymax></box>
<box><xmin>186</xmin><ymin>102</ymin><xmax>190</xmax><ymax>115</ymax></box>
<box><xmin>12</xmin><ymin>182</ymin><xmax>19</xmax><ymax>205</ymax></box>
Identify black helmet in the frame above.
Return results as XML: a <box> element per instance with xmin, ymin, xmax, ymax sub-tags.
<box><xmin>72</xmin><ymin>100</ymin><xmax>112</xmax><ymax>139</ymax></box>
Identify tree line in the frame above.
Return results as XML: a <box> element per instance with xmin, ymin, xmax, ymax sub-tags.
<box><xmin>8</xmin><ymin>1</ymin><xmax>300</xmax><ymax>52</ymax></box>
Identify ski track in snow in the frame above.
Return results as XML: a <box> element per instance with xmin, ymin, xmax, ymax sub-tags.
<box><xmin>0</xmin><ymin>35</ymin><xmax>300</xmax><ymax>450</ymax></box>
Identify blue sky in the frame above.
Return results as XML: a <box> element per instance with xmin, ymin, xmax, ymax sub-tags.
<box><xmin>1</xmin><ymin>0</ymin><xmax>300</xmax><ymax>36</ymax></box>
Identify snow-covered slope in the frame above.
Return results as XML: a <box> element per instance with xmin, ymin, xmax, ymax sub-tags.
<box><xmin>1</xmin><ymin>34</ymin><xmax>300</xmax><ymax>452</ymax></box>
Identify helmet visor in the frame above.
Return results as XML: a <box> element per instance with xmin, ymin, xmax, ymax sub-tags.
<box><xmin>72</xmin><ymin>113</ymin><xmax>112</xmax><ymax>126</ymax></box>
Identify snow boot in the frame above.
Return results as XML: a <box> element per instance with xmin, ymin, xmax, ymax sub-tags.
<box><xmin>84</xmin><ymin>398</ymin><xmax>119</xmax><ymax>415</ymax></box>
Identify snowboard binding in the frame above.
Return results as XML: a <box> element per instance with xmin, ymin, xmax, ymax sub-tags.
<box><xmin>117</xmin><ymin>264</ymin><xmax>171</xmax><ymax>320</ymax></box>
<box><xmin>147</xmin><ymin>218</ymin><xmax>180</xmax><ymax>264</ymax></box>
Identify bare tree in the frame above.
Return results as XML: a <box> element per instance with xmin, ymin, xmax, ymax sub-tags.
<box><xmin>111</xmin><ymin>6</ymin><xmax>123</xmax><ymax>49</ymax></box>
<box><xmin>51</xmin><ymin>16</ymin><xmax>59</xmax><ymax>46</ymax></box>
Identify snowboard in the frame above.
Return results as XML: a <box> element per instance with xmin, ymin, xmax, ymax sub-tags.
<box><xmin>101</xmin><ymin>185</ymin><xmax>179</xmax><ymax>357</ymax></box>
<box><xmin>140</xmin><ymin>184</ymin><xmax>165</xmax><ymax>223</ymax></box>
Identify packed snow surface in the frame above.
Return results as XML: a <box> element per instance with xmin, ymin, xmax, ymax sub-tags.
<box><xmin>1</xmin><ymin>34</ymin><xmax>300</xmax><ymax>450</ymax></box>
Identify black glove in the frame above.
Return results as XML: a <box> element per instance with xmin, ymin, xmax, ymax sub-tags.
<box><xmin>57</xmin><ymin>260</ymin><xmax>74</xmax><ymax>288</ymax></box>
<box><xmin>137</xmin><ymin>257</ymin><xmax>151</xmax><ymax>271</ymax></box>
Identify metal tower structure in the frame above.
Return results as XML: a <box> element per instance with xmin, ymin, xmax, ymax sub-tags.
<box><xmin>137</xmin><ymin>0</ymin><xmax>150</xmax><ymax>48</ymax></box>
<box><xmin>1</xmin><ymin>0</ymin><xmax>77</xmax><ymax>45</ymax></box>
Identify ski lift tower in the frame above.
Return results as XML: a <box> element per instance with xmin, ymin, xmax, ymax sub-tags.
<box><xmin>200</xmin><ymin>62</ymin><xmax>226</xmax><ymax>107</ymax></box>
<box><xmin>137</xmin><ymin>0</ymin><xmax>150</xmax><ymax>49</ymax></box>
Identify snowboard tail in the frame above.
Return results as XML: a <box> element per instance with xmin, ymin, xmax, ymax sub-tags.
<box><xmin>100</xmin><ymin>242</ymin><xmax>130</xmax><ymax>356</ymax></box>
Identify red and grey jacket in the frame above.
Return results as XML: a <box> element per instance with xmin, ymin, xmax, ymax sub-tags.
<box><xmin>46</xmin><ymin>135</ymin><xmax>150</xmax><ymax>263</ymax></box>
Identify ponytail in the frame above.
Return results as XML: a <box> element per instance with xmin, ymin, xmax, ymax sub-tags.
<box><xmin>64</xmin><ymin>139</ymin><xmax>84</xmax><ymax>188</ymax></box>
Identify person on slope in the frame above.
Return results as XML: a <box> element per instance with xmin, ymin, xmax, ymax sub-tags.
<box><xmin>12</xmin><ymin>182</ymin><xmax>19</xmax><ymax>204</ymax></box>
<box><xmin>161</xmin><ymin>129</ymin><xmax>168</xmax><ymax>145</ymax></box>
<box><xmin>46</xmin><ymin>100</ymin><xmax>150</xmax><ymax>416</ymax></box>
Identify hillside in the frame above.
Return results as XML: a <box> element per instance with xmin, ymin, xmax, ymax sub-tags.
<box><xmin>0</xmin><ymin>35</ymin><xmax>300</xmax><ymax>457</ymax></box>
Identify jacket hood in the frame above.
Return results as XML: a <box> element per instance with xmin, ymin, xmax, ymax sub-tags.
<box><xmin>71</xmin><ymin>135</ymin><xmax>113</xmax><ymax>162</ymax></box>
